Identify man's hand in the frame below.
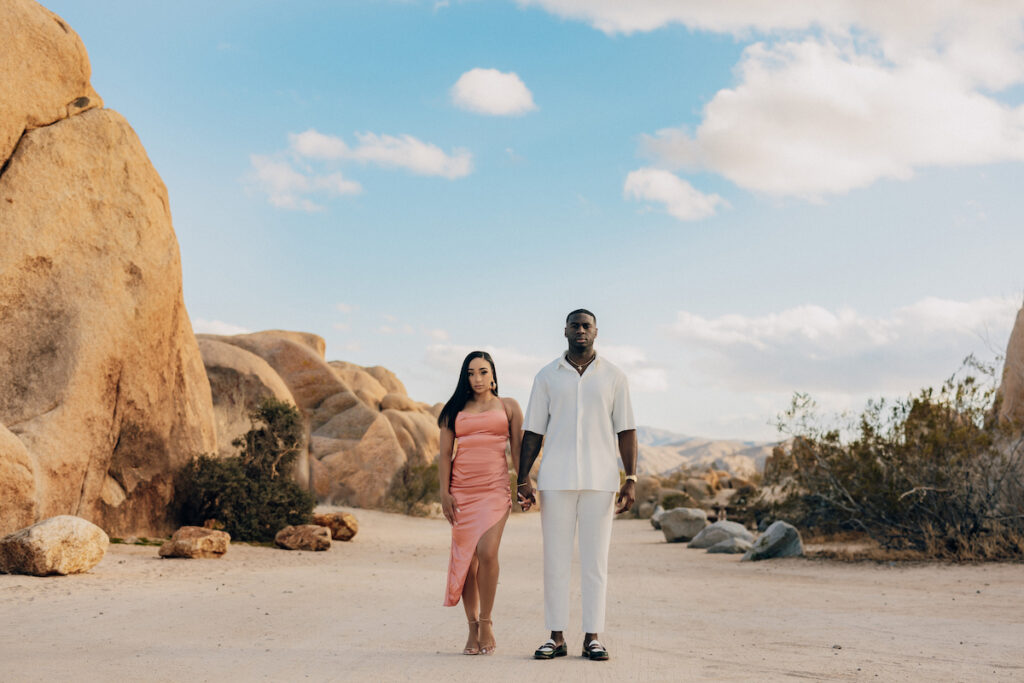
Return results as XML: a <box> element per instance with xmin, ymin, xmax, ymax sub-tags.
<box><xmin>615</xmin><ymin>479</ymin><xmax>636</xmax><ymax>514</ymax></box>
<box><xmin>517</xmin><ymin>481</ymin><xmax>536</xmax><ymax>512</ymax></box>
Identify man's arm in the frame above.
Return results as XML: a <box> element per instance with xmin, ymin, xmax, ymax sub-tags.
<box><xmin>517</xmin><ymin>430</ymin><xmax>543</xmax><ymax>510</ymax></box>
<box><xmin>615</xmin><ymin>429</ymin><xmax>638</xmax><ymax>513</ymax></box>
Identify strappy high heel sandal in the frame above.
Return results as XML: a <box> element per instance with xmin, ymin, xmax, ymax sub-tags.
<box><xmin>463</xmin><ymin>620</ymin><xmax>480</xmax><ymax>655</ymax></box>
<box><xmin>478</xmin><ymin>618</ymin><xmax>497</xmax><ymax>655</ymax></box>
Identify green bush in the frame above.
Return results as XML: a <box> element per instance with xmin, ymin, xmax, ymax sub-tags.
<box><xmin>771</xmin><ymin>358</ymin><xmax>1024</xmax><ymax>560</ymax></box>
<box><xmin>176</xmin><ymin>398</ymin><xmax>314</xmax><ymax>542</ymax></box>
<box><xmin>385</xmin><ymin>459</ymin><xmax>440</xmax><ymax>516</ymax></box>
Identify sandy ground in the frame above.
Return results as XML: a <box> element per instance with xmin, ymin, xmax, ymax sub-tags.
<box><xmin>2</xmin><ymin>508</ymin><xmax>1022</xmax><ymax>683</ymax></box>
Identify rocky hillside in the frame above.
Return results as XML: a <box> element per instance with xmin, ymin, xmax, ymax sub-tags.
<box><xmin>636</xmin><ymin>426</ymin><xmax>776</xmax><ymax>478</ymax></box>
<box><xmin>0</xmin><ymin>0</ymin><xmax>217</xmax><ymax>537</ymax></box>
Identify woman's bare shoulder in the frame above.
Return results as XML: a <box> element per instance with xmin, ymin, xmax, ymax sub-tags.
<box><xmin>500</xmin><ymin>396</ymin><xmax>522</xmax><ymax>414</ymax></box>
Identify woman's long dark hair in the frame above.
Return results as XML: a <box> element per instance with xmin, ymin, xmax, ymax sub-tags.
<box><xmin>437</xmin><ymin>351</ymin><xmax>499</xmax><ymax>430</ymax></box>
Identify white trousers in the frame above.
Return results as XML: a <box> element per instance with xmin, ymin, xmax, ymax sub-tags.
<box><xmin>540</xmin><ymin>489</ymin><xmax>615</xmax><ymax>633</ymax></box>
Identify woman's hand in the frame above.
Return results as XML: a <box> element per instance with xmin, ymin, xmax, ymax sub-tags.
<box><xmin>517</xmin><ymin>481</ymin><xmax>536</xmax><ymax>512</ymax></box>
<box><xmin>441</xmin><ymin>491</ymin><xmax>457</xmax><ymax>526</ymax></box>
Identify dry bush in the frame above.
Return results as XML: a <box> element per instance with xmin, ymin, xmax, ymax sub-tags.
<box><xmin>771</xmin><ymin>358</ymin><xmax>1024</xmax><ymax>561</ymax></box>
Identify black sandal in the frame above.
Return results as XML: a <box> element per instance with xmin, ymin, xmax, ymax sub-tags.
<box><xmin>534</xmin><ymin>639</ymin><xmax>567</xmax><ymax>659</ymax></box>
<box><xmin>583</xmin><ymin>639</ymin><xmax>609</xmax><ymax>661</ymax></box>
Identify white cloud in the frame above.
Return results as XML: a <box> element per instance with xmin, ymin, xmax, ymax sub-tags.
<box><xmin>451</xmin><ymin>68</ymin><xmax>538</xmax><ymax>116</ymax></box>
<box><xmin>599</xmin><ymin>344</ymin><xmax>668</xmax><ymax>392</ymax></box>
<box><xmin>289</xmin><ymin>129</ymin><xmax>473</xmax><ymax>179</ymax></box>
<box><xmin>642</xmin><ymin>40</ymin><xmax>1024</xmax><ymax>199</ymax></box>
<box><xmin>668</xmin><ymin>296</ymin><xmax>1019</xmax><ymax>394</ymax></box>
<box><xmin>519</xmin><ymin>2</ymin><xmax>1024</xmax><ymax>199</ymax></box>
<box><xmin>335</xmin><ymin>302</ymin><xmax>357</xmax><ymax>313</ymax></box>
<box><xmin>193</xmin><ymin>318</ymin><xmax>251</xmax><ymax>336</ymax></box>
<box><xmin>426</xmin><ymin>328</ymin><xmax>450</xmax><ymax>341</ymax></box>
<box><xmin>248</xmin><ymin>154</ymin><xmax>361</xmax><ymax>211</ymax></box>
<box><xmin>623</xmin><ymin>167</ymin><xmax>726</xmax><ymax>221</ymax></box>
<box><xmin>332</xmin><ymin>322</ymin><xmax>351</xmax><ymax>331</ymax></box>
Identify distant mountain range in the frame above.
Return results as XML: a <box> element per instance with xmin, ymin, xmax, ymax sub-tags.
<box><xmin>634</xmin><ymin>426</ymin><xmax>780</xmax><ymax>478</ymax></box>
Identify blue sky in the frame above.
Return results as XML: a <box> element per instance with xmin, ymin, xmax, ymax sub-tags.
<box><xmin>46</xmin><ymin>1</ymin><xmax>1024</xmax><ymax>440</ymax></box>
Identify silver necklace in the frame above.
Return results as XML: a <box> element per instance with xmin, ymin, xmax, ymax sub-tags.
<box><xmin>567</xmin><ymin>353</ymin><xmax>596</xmax><ymax>372</ymax></box>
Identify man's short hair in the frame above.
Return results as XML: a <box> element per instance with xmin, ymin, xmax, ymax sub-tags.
<box><xmin>566</xmin><ymin>308</ymin><xmax>597</xmax><ymax>324</ymax></box>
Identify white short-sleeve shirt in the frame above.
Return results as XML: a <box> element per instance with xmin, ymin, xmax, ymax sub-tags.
<box><xmin>523</xmin><ymin>354</ymin><xmax>636</xmax><ymax>492</ymax></box>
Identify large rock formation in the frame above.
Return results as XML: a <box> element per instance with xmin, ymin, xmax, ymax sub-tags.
<box><xmin>998</xmin><ymin>306</ymin><xmax>1024</xmax><ymax>426</ymax></box>
<box><xmin>0</xmin><ymin>1</ymin><xmax>217</xmax><ymax>537</ymax></box>
<box><xmin>201</xmin><ymin>331</ymin><xmax>440</xmax><ymax>509</ymax></box>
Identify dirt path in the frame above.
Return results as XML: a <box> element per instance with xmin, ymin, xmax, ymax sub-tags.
<box><xmin>2</xmin><ymin>508</ymin><xmax>1021</xmax><ymax>682</ymax></box>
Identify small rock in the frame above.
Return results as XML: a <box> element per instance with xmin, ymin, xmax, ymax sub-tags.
<box><xmin>311</xmin><ymin>512</ymin><xmax>358</xmax><ymax>541</ymax></box>
<box><xmin>159</xmin><ymin>526</ymin><xmax>230</xmax><ymax>559</ymax></box>
<box><xmin>706</xmin><ymin>537</ymin><xmax>753</xmax><ymax>554</ymax></box>
<box><xmin>660</xmin><ymin>507</ymin><xmax>708</xmax><ymax>543</ymax></box>
<box><xmin>688</xmin><ymin>520</ymin><xmax>755</xmax><ymax>549</ymax></box>
<box><xmin>741</xmin><ymin>520</ymin><xmax>804</xmax><ymax>561</ymax></box>
<box><xmin>0</xmin><ymin>516</ymin><xmax>109</xmax><ymax>576</ymax></box>
<box><xmin>650</xmin><ymin>505</ymin><xmax>666</xmax><ymax>530</ymax></box>
<box><xmin>275</xmin><ymin>524</ymin><xmax>331</xmax><ymax>551</ymax></box>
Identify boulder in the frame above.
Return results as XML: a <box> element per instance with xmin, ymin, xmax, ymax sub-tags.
<box><xmin>0</xmin><ymin>10</ymin><xmax>217</xmax><ymax>537</ymax></box>
<box><xmin>650</xmin><ymin>505</ymin><xmax>666</xmax><ymax>529</ymax></box>
<box><xmin>707</xmin><ymin>537</ymin><xmax>753</xmax><ymax>554</ymax></box>
<box><xmin>0</xmin><ymin>425</ymin><xmax>36</xmax><ymax>532</ymax></box>
<box><xmin>660</xmin><ymin>507</ymin><xmax>708</xmax><ymax>543</ymax></box>
<box><xmin>380</xmin><ymin>393</ymin><xmax>421</xmax><ymax>412</ymax></box>
<box><xmin>207</xmin><ymin>332</ymin><xmax>419</xmax><ymax>509</ymax></box>
<box><xmin>275</xmin><ymin>524</ymin><xmax>331</xmax><ymax>551</ymax></box>
<box><xmin>319</xmin><ymin>416</ymin><xmax>408</xmax><ymax>508</ymax></box>
<box><xmin>383</xmin><ymin>409</ymin><xmax>441</xmax><ymax>467</ymax></box>
<box><xmin>998</xmin><ymin>306</ymin><xmax>1024</xmax><ymax>426</ymax></box>
<box><xmin>329</xmin><ymin>361</ymin><xmax>388</xmax><ymax>408</ymax></box>
<box><xmin>208</xmin><ymin>331</ymin><xmax>344</xmax><ymax>413</ymax></box>
<box><xmin>742</xmin><ymin>521</ymin><xmax>804</xmax><ymax>561</ymax></box>
<box><xmin>0</xmin><ymin>515</ymin><xmax>108</xmax><ymax>575</ymax></box>
<box><xmin>0</xmin><ymin>0</ymin><xmax>103</xmax><ymax>164</ymax></box>
<box><xmin>364</xmin><ymin>366</ymin><xmax>408</xmax><ymax>396</ymax></box>
<box><xmin>688</xmin><ymin>520</ymin><xmax>755</xmax><ymax>549</ymax></box>
<box><xmin>197</xmin><ymin>337</ymin><xmax>297</xmax><ymax>458</ymax></box>
<box><xmin>311</xmin><ymin>512</ymin><xmax>358</xmax><ymax>541</ymax></box>
<box><xmin>636</xmin><ymin>501</ymin><xmax>655</xmax><ymax>519</ymax></box>
<box><xmin>158</xmin><ymin>526</ymin><xmax>230</xmax><ymax>559</ymax></box>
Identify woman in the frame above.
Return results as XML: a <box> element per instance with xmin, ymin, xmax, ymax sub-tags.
<box><xmin>438</xmin><ymin>351</ymin><xmax>523</xmax><ymax>656</ymax></box>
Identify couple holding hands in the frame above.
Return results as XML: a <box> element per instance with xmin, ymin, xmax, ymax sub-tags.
<box><xmin>437</xmin><ymin>309</ymin><xmax>638</xmax><ymax>661</ymax></box>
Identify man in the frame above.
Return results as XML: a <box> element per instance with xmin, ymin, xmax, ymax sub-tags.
<box><xmin>517</xmin><ymin>309</ymin><xmax>638</xmax><ymax>662</ymax></box>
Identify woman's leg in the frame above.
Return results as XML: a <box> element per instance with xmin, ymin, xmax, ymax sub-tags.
<box><xmin>462</xmin><ymin>556</ymin><xmax>480</xmax><ymax>651</ymax></box>
<box><xmin>475</xmin><ymin>510</ymin><xmax>510</xmax><ymax>651</ymax></box>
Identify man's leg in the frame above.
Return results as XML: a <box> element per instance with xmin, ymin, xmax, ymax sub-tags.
<box><xmin>540</xmin><ymin>490</ymin><xmax>578</xmax><ymax>641</ymax></box>
<box><xmin>578</xmin><ymin>490</ymin><xmax>615</xmax><ymax>644</ymax></box>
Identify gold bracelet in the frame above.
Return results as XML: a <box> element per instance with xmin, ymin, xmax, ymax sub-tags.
<box><xmin>517</xmin><ymin>482</ymin><xmax>531</xmax><ymax>488</ymax></box>
<box><xmin>624</xmin><ymin>474</ymin><xmax>638</xmax><ymax>483</ymax></box>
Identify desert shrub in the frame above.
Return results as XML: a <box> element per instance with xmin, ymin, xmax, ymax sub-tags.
<box><xmin>772</xmin><ymin>359</ymin><xmax>1024</xmax><ymax>560</ymax></box>
<box><xmin>660</xmin><ymin>492</ymin><xmax>696</xmax><ymax>510</ymax></box>
<box><xmin>385</xmin><ymin>459</ymin><xmax>440</xmax><ymax>516</ymax></box>
<box><xmin>176</xmin><ymin>398</ymin><xmax>314</xmax><ymax>542</ymax></box>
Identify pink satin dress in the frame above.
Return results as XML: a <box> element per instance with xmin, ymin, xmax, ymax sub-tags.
<box><xmin>443</xmin><ymin>408</ymin><xmax>512</xmax><ymax>606</ymax></box>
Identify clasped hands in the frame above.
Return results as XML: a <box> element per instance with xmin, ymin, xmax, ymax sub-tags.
<box><xmin>516</xmin><ymin>479</ymin><xmax>636</xmax><ymax>513</ymax></box>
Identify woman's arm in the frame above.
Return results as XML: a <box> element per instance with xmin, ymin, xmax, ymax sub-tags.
<box><xmin>438</xmin><ymin>425</ymin><xmax>456</xmax><ymax>525</ymax></box>
<box><xmin>503</xmin><ymin>397</ymin><xmax>524</xmax><ymax>477</ymax></box>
